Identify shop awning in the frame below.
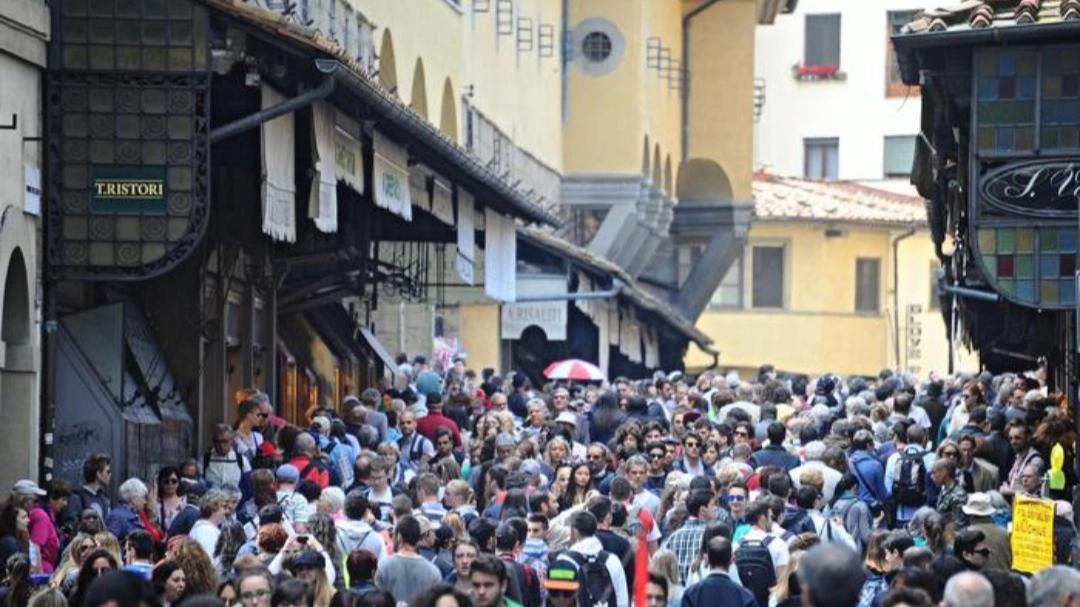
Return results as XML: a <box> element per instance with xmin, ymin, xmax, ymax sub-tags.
<box><xmin>359</xmin><ymin>328</ymin><xmax>399</xmax><ymax>378</ymax></box>
<box><xmin>200</xmin><ymin>0</ymin><xmax>560</xmax><ymax>228</ymax></box>
<box><xmin>519</xmin><ymin>228</ymin><xmax>717</xmax><ymax>354</ymax></box>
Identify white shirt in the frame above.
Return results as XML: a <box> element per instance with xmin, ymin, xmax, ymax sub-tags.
<box><xmin>189</xmin><ymin>519</ymin><xmax>220</xmax><ymax>558</ymax></box>
<box><xmin>735</xmin><ymin>526</ymin><xmax>789</xmax><ymax>573</ymax></box>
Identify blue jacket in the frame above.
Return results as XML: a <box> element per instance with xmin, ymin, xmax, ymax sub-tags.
<box><xmin>105</xmin><ymin>504</ymin><xmax>144</xmax><ymax>542</ymax></box>
<box><xmin>749</xmin><ymin>445</ymin><xmax>801</xmax><ymax>472</ymax></box>
<box><xmin>681</xmin><ymin>571</ymin><xmax>757</xmax><ymax>607</ymax></box>
<box><xmin>850</xmin><ymin>450</ymin><xmax>889</xmax><ymax>506</ymax></box>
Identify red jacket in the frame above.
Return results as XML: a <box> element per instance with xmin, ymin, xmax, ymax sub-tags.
<box><xmin>415</xmin><ymin>411</ymin><xmax>462</xmax><ymax>447</ymax></box>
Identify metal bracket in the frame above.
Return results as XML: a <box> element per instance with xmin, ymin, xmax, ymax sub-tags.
<box><xmin>0</xmin><ymin>114</ymin><xmax>16</xmax><ymax>130</ymax></box>
<box><xmin>474</xmin><ymin>0</ymin><xmax>491</xmax><ymax>12</ymax></box>
<box><xmin>496</xmin><ymin>0</ymin><xmax>514</xmax><ymax>36</ymax></box>
<box><xmin>538</xmin><ymin>24</ymin><xmax>555</xmax><ymax>58</ymax></box>
<box><xmin>517</xmin><ymin>17</ymin><xmax>534</xmax><ymax>53</ymax></box>
<box><xmin>647</xmin><ymin>38</ymin><xmax>663</xmax><ymax>70</ymax></box>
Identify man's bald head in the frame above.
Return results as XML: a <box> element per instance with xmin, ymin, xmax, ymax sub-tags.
<box><xmin>942</xmin><ymin>571</ymin><xmax>993</xmax><ymax>607</ymax></box>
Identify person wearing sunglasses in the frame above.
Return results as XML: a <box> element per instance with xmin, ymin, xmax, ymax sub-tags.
<box><xmin>953</xmin><ymin>529</ymin><xmax>991</xmax><ymax>571</ymax></box>
<box><xmin>673</xmin><ymin>436</ymin><xmax>713</xmax><ymax>479</ymax></box>
<box><xmin>234</xmin><ymin>400</ymin><xmax>267</xmax><ymax>465</ymax></box>
<box><xmin>156</xmin><ymin>467</ymin><xmax>187</xmax><ymax>532</ymax></box>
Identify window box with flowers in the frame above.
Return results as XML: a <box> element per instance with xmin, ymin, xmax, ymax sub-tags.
<box><xmin>792</xmin><ymin>64</ymin><xmax>847</xmax><ymax>82</ymax></box>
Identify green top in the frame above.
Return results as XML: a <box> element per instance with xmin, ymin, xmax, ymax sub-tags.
<box><xmin>503</xmin><ymin>597</ymin><xmax>525</xmax><ymax>607</ymax></box>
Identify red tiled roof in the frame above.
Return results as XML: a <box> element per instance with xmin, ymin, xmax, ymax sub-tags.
<box><xmin>903</xmin><ymin>0</ymin><xmax>1080</xmax><ymax>34</ymax></box>
<box><xmin>752</xmin><ymin>173</ymin><xmax>927</xmax><ymax>226</ymax></box>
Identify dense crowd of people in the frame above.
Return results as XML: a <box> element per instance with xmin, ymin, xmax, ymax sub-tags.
<box><xmin>2</xmin><ymin>356</ymin><xmax>1080</xmax><ymax>607</ymax></box>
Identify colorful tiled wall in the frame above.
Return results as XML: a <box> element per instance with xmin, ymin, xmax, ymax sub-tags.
<box><xmin>978</xmin><ymin>225</ymin><xmax>1077</xmax><ymax>306</ymax></box>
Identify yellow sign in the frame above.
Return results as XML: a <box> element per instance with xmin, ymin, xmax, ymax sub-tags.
<box><xmin>1011</xmin><ymin>495</ymin><xmax>1055</xmax><ymax>574</ymax></box>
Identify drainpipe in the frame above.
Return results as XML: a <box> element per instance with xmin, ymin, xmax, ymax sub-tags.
<box><xmin>209</xmin><ymin>75</ymin><xmax>335</xmax><ymax>144</ymax></box>
<box><xmin>892</xmin><ymin>226</ymin><xmax>918</xmax><ymax>369</ymax></box>
<box><xmin>681</xmin><ymin>0</ymin><xmax>726</xmax><ymax>164</ymax></box>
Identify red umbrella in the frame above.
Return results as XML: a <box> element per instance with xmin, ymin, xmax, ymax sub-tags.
<box><xmin>543</xmin><ymin>359</ymin><xmax>605</xmax><ymax>381</ymax></box>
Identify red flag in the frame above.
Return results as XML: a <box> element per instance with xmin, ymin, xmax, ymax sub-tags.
<box><xmin>633</xmin><ymin>529</ymin><xmax>649</xmax><ymax>607</ymax></box>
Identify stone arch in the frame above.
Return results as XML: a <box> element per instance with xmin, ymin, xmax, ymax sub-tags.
<box><xmin>378</xmin><ymin>29</ymin><xmax>398</xmax><ymax>93</ymax></box>
<box><xmin>439</xmin><ymin>77</ymin><xmax>458</xmax><ymax>141</ymax></box>
<box><xmin>676</xmin><ymin>158</ymin><xmax>734</xmax><ymax>201</ymax></box>
<box><xmin>652</xmin><ymin>144</ymin><xmax>662</xmax><ymax>186</ymax></box>
<box><xmin>1</xmin><ymin>248</ymin><xmax>29</xmax><ymax>346</ymax></box>
<box><xmin>641</xmin><ymin>136</ymin><xmax>651</xmax><ymax>177</ymax></box>
<box><xmin>409</xmin><ymin>58</ymin><xmax>428</xmax><ymax>119</ymax></box>
<box><xmin>664</xmin><ymin>154</ymin><xmax>674</xmax><ymax>195</ymax></box>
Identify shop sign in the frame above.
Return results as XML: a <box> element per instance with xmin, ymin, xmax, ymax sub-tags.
<box><xmin>91</xmin><ymin>166</ymin><xmax>166</xmax><ymax>215</ymax></box>
<box><xmin>981</xmin><ymin>159</ymin><xmax>1080</xmax><ymax>216</ymax></box>
<box><xmin>373</xmin><ymin>132</ymin><xmax>412</xmax><ymax>221</ymax></box>
<box><xmin>501</xmin><ymin>301</ymin><xmax>567</xmax><ymax>340</ymax></box>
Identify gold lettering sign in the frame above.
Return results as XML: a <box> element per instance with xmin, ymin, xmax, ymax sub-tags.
<box><xmin>90</xmin><ymin>166</ymin><xmax>167</xmax><ymax>215</ymax></box>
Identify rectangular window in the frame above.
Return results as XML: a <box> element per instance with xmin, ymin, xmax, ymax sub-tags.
<box><xmin>804</xmin><ymin>138</ymin><xmax>839</xmax><ymax>179</ymax></box>
<box><xmin>856</xmin><ymin>258</ymin><xmax>881</xmax><ymax>313</ymax></box>
<box><xmin>805</xmin><ymin>14</ymin><xmax>841</xmax><ymax>67</ymax></box>
<box><xmin>930</xmin><ymin>263</ymin><xmax>942</xmax><ymax>310</ymax></box>
<box><xmin>710</xmin><ymin>253</ymin><xmax>744</xmax><ymax>309</ymax></box>
<box><xmin>884</xmin><ymin>135</ymin><xmax>917</xmax><ymax>178</ymax></box>
<box><xmin>752</xmin><ymin>246</ymin><xmax>785</xmax><ymax>309</ymax></box>
<box><xmin>887</xmin><ymin>11</ymin><xmax>920</xmax><ymax>96</ymax></box>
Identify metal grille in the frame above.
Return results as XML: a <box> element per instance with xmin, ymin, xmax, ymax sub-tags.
<box><xmin>47</xmin><ymin>72</ymin><xmax>211</xmax><ymax>280</ymax></box>
<box><xmin>582</xmin><ymin>32</ymin><xmax>612</xmax><ymax>63</ymax></box>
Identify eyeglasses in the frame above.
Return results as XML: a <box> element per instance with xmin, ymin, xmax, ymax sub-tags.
<box><xmin>256</xmin><ymin>413</ymin><xmax>269</xmax><ymax>419</ymax></box>
<box><xmin>734</xmin><ymin>430</ymin><xmax>749</xmax><ymax>437</ymax></box>
<box><xmin>549</xmin><ymin>590</ymin><xmax>577</xmax><ymax>598</ymax></box>
<box><xmin>972</xmin><ymin>548</ymin><xmax>992</xmax><ymax>557</ymax></box>
<box><xmin>163</xmin><ymin>477</ymin><xmax>179</xmax><ymax>485</ymax></box>
<box><xmin>684</xmin><ymin>442</ymin><xmax>699</xmax><ymax>448</ymax></box>
<box><xmin>94</xmin><ymin>567</ymin><xmax>112</xmax><ymax>576</ymax></box>
<box><xmin>240</xmin><ymin>589</ymin><xmax>272</xmax><ymax>603</ymax></box>
<box><xmin>723</xmin><ymin>495</ymin><xmax>746</xmax><ymax>503</ymax></box>
<box><xmin>649</xmin><ymin>453</ymin><xmax>664</xmax><ymax>460</ymax></box>
<box><xmin>942</xmin><ymin>451</ymin><xmax>959</xmax><ymax>458</ymax></box>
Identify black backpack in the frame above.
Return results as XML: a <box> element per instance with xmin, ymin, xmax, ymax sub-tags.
<box><xmin>734</xmin><ymin>534</ymin><xmax>776</xmax><ymax>607</ymax></box>
<box><xmin>563</xmin><ymin>550</ymin><xmax>616</xmax><ymax>607</ymax></box>
<box><xmin>894</xmin><ymin>449</ymin><xmax>928</xmax><ymax>507</ymax></box>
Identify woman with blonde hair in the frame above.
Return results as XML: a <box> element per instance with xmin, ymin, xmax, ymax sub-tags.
<box><xmin>26</xmin><ymin>588</ymin><xmax>67</xmax><ymax>607</ymax></box>
<box><xmin>168</xmin><ymin>537</ymin><xmax>218</xmax><ymax>596</ymax></box>
<box><xmin>49</xmin><ymin>533</ymin><xmax>96</xmax><ymax>594</ymax></box>
<box><xmin>543</xmin><ymin>438</ymin><xmax>571</xmax><ymax>473</ymax></box>
<box><xmin>91</xmin><ymin>532</ymin><xmax>121</xmax><ymax>564</ymax></box>
<box><xmin>649</xmin><ymin>549</ymin><xmax>683</xmax><ymax>607</ymax></box>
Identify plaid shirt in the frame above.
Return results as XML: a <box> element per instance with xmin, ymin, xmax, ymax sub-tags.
<box><xmin>661</xmin><ymin>518</ymin><xmax>708</xmax><ymax>585</ymax></box>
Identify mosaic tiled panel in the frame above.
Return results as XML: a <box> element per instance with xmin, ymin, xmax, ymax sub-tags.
<box><xmin>1039</xmin><ymin>48</ymin><xmax>1080</xmax><ymax>151</ymax></box>
<box><xmin>978</xmin><ymin>226</ymin><xmax>1078</xmax><ymax>306</ymax></box>
<box><xmin>977</xmin><ymin>49</ymin><xmax>1037</xmax><ymax>153</ymax></box>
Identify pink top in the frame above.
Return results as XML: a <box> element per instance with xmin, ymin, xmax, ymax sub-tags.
<box><xmin>28</xmin><ymin>507</ymin><xmax>56</xmax><ymax>573</ymax></box>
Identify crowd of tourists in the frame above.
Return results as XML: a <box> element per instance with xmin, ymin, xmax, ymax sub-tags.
<box><xmin>2</xmin><ymin>356</ymin><xmax>1080</xmax><ymax>607</ymax></box>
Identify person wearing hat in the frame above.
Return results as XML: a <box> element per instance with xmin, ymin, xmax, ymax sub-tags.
<box><xmin>416</xmin><ymin>393</ymin><xmax>462</xmax><ymax>448</ymax></box>
<box><xmin>274</xmin><ymin>464</ymin><xmax>310</xmax><ymax>532</ymax></box>
<box><xmin>554</xmin><ymin>412</ymin><xmax>588</xmax><ymax>460</ymax></box>
<box><xmin>545</xmin><ymin>558</ymin><xmax>582</xmax><ymax>607</ymax></box>
<box><xmin>962</xmin><ymin>493</ymin><xmax>1011</xmax><ymax>571</ymax></box>
<box><xmin>10</xmin><ymin>480</ymin><xmax>58</xmax><ymax>572</ymax></box>
<box><xmin>268</xmin><ymin>534</ymin><xmax>337</xmax><ymax>591</ymax></box>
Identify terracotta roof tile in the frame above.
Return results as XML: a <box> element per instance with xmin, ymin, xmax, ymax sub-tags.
<box><xmin>903</xmin><ymin>0</ymin><xmax>1080</xmax><ymax>34</ymax></box>
<box><xmin>752</xmin><ymin>173</ymin><xmax>927</xmax><ymax>226</ymax></box>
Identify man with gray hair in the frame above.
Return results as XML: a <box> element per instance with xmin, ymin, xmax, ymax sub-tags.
<box><xmin>942</xmin><ymin>571</ymin><xmax>994</xmax><ymax>607</ymax></box>
<box><xmin>789</xmin><ymin>441</ymin><xmax>842</xmax><ymax>502</ymax></box>
<box><xmin>1027</xmin><ymin>566</ymin><xmax>1080</xmax><ymax>607</ymax></box>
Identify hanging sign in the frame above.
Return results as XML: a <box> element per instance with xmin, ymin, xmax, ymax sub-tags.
<box><xmin>91</xmin><ymin>166</ymin><xmax>167</xmax><ymax>214</ymax></box>
<box><xmin>981</xmin><ymin>159</ymin><xmax>1080</xmax><ymax>216</ymax></box>
<box><xmin>373</xmin><ymin>131</ymin><xmax>412</xmax><ymax>221</ymax></box>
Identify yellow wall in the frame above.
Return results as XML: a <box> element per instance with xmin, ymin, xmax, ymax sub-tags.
<box><xmin>685</xmin><ymin>0</ymin><xmax>757</xmax><ymax>199</ymax></box>
<box><xmin>351</xmin><ymin>0</ymin><xmax>564</xmax><ymax>170</ymax></box>
<box><xmin>686</xmin><ymin>222</ymin><xmax>978</xmax><ymax>377</ymax></box>
<box><xmin>458</xmin><ymin>304</ymin><xmax>502</xmax><ymax>374</ymax></box>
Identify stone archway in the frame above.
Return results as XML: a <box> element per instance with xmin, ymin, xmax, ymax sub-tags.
<box><xmin>0</xmin><ymin>246</ymin><xmax>35</xmax><ymax>480</ymax></box>
<box><xmin>2</xmin><ymin>248</ymin><xmax>29</xmax><ymax>347</ymax></box>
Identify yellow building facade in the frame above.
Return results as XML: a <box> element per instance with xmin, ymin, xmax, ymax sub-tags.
<box><xmin>346</xmin><ymin>0</ymin><xmax>779</xmax><ymax>375</ymax></box>
<box><xmin>686</xmin><ymin>174</ymin><xmax>979</xmax><ymax>378</ymax></box>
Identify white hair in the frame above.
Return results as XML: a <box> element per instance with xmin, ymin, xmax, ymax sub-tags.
<box><xmin>118</xmin><ymin>478</ymin><xmax>148</xmax><ymax>504</ymax></box>
<box><xmin>319</xmin><ymin>486</ymin><xmax>345</xmax><ymax>513</ymax></box>
<box><xmin>942</xmin><ymin>571</ymin><xmax>994</xmax><ymax>607</ymax></box>
<box><xmin>1027</xmin><ymin>566</ymin><xmax>1080</xmax><ymax>607</ymax></box>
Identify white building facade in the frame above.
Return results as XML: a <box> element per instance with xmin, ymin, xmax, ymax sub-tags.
<box><xmin>754</xmin><ymin>0</ymin><xmax>926</xmax><ymax>186</ymax></box>
<box><xmin>0</xmin><ymin>0</ymin><xmax>47</xmax><ymax>480</ymax></box>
